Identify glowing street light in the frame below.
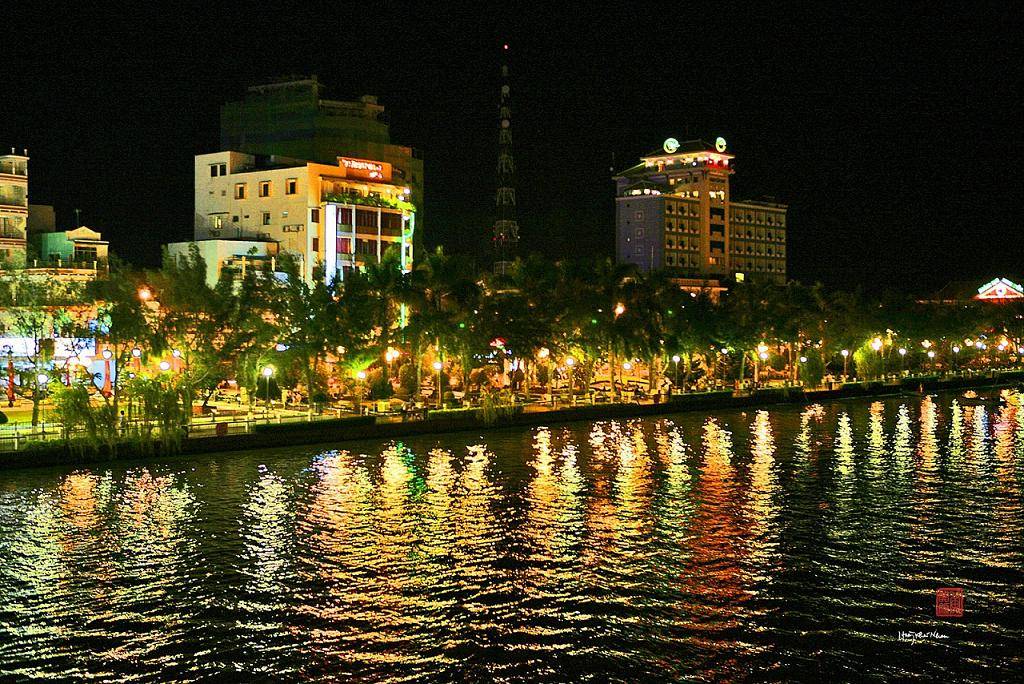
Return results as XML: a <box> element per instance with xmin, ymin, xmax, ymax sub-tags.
<box><xmin>159</xmin><ymin>360</ymin><xmax>171</xmax><ymax>372</ymax></box>
<box><xmin>622</xmin><ymin>361</ymin><xmax>633</xmax><ymax>372</ymax></box>
<box><xmin>432</xmin><ymin>360</ymin><xmax>444</xmax><ymax>409</ymax></box>
<box><xmin>922</xmin><ymin>339</ymin><xmax>932</xmax><ymax>349</ymax></box>
<box><xmin>871</xmin><ymin>337</ymin><xmax>883</xmax><ymax>352</ymax></box>
<box><xmin>138</xmin><ymin>287</ymin><xmax>152</xmax><ymax>302</ymax></box>
<box><xmin>841</xmin><ymin>348</ymin><xmax>850</xmax><ymax>378</ymax></box>
<box><xmin>672</xmin><ymin>354</ymin><xmax>681</xmax><ymax>390</ymax></box>
<box><xmin>614</xmin><ymin>302</ymin><xmax>626</xmax><ymax>317</ymax></box>
<box><xmin>261</xmin><ymin>365</ymin><xmax>275</xmax><ymax>411</ymax></box>
<box><xmin>101</xmin><ymin>348</ymin><xmax>113</xmax><ymax>397</ymax></box>
<box><xmin>172</xmin><ymin>349</ymin><xmax>181</xmax><ymax>358</ymax></box>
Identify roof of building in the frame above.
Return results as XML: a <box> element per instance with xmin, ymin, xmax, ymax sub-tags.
<box><xmin>642</xmin><ymin>139</ymin><xmax>719</xmax><ymax>157</ymax></box>
<box><xmin>928</xmin><ymin>277</ymin><xmax>1024</xmax><ymax>303</ymax></box>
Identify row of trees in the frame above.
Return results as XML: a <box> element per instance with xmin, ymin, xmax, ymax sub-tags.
<box><xmin>2</xmin><ymin>245</ymin><xmax>1023</xmax><ymax>447</ymax></box>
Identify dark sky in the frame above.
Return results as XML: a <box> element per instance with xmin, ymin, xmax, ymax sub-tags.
<box><xmin>2</xmin><ymin>5</ymin><xmax>1021</xmax><ymax>293</ymax></box>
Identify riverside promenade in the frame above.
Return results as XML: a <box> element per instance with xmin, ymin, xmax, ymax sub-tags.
<box><xmin>2</xmin><ymin>370</ymin><xmax>1022</xmax><ymax>471</ymax></box>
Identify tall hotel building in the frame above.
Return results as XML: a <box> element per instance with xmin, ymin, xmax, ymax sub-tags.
<box><xmin>614</xmin><ymin>138</ymin><xmax>787</xmax><ymax>284</ymax></box>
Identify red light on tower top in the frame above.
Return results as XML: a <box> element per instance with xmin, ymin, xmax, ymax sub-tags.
<box><xmin>503</xmin><ymin>43</ymin><xmax>509</xmax><ymax>50</ymax></box>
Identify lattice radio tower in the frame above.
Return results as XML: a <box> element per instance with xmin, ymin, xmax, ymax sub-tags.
<box><xmin>493</xmin><ymin>43</ymin><xmax>519</xmax><ymax>273</ymax></box>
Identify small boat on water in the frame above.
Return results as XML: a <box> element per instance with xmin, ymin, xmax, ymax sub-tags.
<box><xmin>958</xmin><ymin>389</ymin><xmax>1002</xmax><ymax>407</ymax></box>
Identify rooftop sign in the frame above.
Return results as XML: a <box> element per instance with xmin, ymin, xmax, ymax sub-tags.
<box><xmin>975</xmin><ymin>277</ymin><xmax>1024</xmax><ymax>301</ymax></box>
<box><xmin>339</xmin><ymin>157</ymin><xmax>389</xmax><ymax>181</ymax></box>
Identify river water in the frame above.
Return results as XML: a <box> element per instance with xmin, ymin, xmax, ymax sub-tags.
<box><xmin>0</xmin><ymin>390</ymin><xmax>1021</xmax><ymax>682</ymax></box>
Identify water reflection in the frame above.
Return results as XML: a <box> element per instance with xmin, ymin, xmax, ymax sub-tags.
<box><xmin>1</xmin><ymin>390</ymin><xmax>1023</xmax><ymax>681</ymax></box>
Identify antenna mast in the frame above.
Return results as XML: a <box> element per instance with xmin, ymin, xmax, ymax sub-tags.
<box><xmin>493</xmin><ymin>43</ymin><xmax>519</xmax><ymax>273</ymax></box>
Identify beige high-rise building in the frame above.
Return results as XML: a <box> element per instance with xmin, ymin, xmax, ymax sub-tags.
<box><xmin>614</xmin><ymin>137</ymin><xmax>787</xmax><ymax>284</ymax></box>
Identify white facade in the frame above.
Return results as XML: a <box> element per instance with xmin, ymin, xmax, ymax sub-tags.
<box><xmin>166</xmin><ymin>239</ymin><xmax>280</xmax><ymax>288</ymax></box>
<box><xmin>0</xmin><ymin>152</ymin><xmax>29</xmax><ymax>266</ymax></box>
<box><xmin>194</xmin><ymin>151</ymin><xmax>415</xmax><ymax>283</ymax></box>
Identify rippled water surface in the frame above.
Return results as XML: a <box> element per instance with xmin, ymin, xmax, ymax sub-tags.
<box><xmin>1</xmin><ymin>391</ymin><xmax>1022</xmax><ymax>682</ymax></box>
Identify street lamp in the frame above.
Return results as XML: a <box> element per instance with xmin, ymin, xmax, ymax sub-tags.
<box><xmin>871</xmin><ymin>337</ymin><xmax>884</xmax><ymax>378</ymax></box>
<box><xmin>432</xmin><ymin>360</ymin><xmax>444</xmax><ymax>409</ymax></box>
<box><xmin>138</xmin><ymin>287</ymin><xmax>152</xmax><ymax>302</ymax></box>
<box><xmin>672</xmin><ymin>354</ymin><xmax>681</xmax><ymax>392</ymax></box>
<box><xmin>537</xmin><ymin>347</ymin><xmax>553</xmax><ymax>405</ymax></box>
<box><xmin>3</xmin><ymin>344</ymin><xmax>14</xmax><ymax>408</ymax></box>
<box><xmin>101</xmin><ymin>348</ymin><xmax>113</xmax><ymax>397</ymax></box>
<box><xmin>841</xmin><ymin>349</ymin><xmax>850</xmax><ymax>378</ymax></box>
<box><xmin>952</xmin><ymin>345</ymin><xmax>960</xmax><ymax>372</ymax></box>
<box><xmin>565</xmin><ymin>357</ymin><xmax>576</xmax><ymax>403</ymax></box>
<box><xmin>262</xmin><ymin>366</ymin><xmax>274</xmax><ymax>412</ymax></box>
<box><xmin>159</xmin><ymin>360</ymin><xmax>171</xmax><ymax>372</ymax></box>
<box><xmin>614</xmin><ymin>302</ymin><xmax>626</xmax><ymax>317</ymax></box>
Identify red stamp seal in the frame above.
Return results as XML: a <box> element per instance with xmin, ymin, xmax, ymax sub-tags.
<box><xmin>936</xmin><ymin>588</ymin><xmax>964</xmax><ymax>617</ymax></box>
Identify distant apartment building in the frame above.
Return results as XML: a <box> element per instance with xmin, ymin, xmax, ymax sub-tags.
<box><xmin>184</xmin><ymin>150</ymin><xmax>415</xmax><ymax>284</ymax></box>
<box><xmin>0</xmin><ymin>149</ymin><xmax>108</xmax><ymax>282</ymax></box>
<box><xmin>220</xmin><ymin>77</ymin><xmax>424</xmax><ymax>249</ymax></box>
<box><xmin>0</xmin><ymin>150</ymin><xmax>29</xmax><ymax>267</ymax></box>
<box><xmin>614</xmin><ymin>138</ymin><xmax>787</xmax><ymax>284</ymax></box>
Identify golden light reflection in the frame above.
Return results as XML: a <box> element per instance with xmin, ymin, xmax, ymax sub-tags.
<box><xmin>745</xmin><ymin>411</ymin><xmax>780</xmax><ymax>575</ymax></box>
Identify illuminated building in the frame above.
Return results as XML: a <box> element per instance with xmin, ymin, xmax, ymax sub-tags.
<box><xmin>0</xmin><ymin>150</ymin><xmax>29</xmax><ymax>267</ymax></box>
<box><xmin>190</xmin><ymin>151</ymin><xmax>415</xmax><ymax>283</ymax></box>
<box><xmin>613</xmin><ymin>138</ymin><xmax>787</xmax><ymax>284</ymax></box>
<box><xmin>493</xmin><ymin>45</ymin><xmax>519</xmax><ymax>272</ymax></box>
<box><xmin>926</xmin><ymin>277</ymin><xmax>1024</xmax><ymax>304</ymax></box>
<box><xmin>165</xmin><ymin>238</ymin><xmax>281</xmax><ymax>288</ymax></box>
<box><xmin>219</xmin><ymin>77</ymin><xmax>424</xmax><ymax>250</ymax></box>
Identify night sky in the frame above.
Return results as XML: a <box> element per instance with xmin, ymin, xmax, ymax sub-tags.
<box><xmin>2</xmin><ymin>6</ymin><xmax>1020</xmax><ymax>293</ymax></box>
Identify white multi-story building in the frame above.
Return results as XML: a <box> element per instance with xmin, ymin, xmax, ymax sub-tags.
<box><xmin>0</xmin><ymin>150</ymin><xmax>29</xmax><ymax>267</ymax></box>
<box><xmin>188</xmin><ymin>151</ymin><xmax>415</xmax><ymax>284</ymax></box>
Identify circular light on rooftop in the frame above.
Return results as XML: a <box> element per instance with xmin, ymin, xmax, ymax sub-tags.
<box><xmin>715</xmin><ymin>137</ymin><xmax>727</xmax><ymax>152</ymax></box>
<box><xmin>663</xmin><ymin>138</ymin><xmax>679</xmax><ymax>154</ymax></box>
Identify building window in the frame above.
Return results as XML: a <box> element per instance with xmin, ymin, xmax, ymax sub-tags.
<box><xmin>262</xmin><ymin>212</ymin><xmax>271</xmax><ymax>225</ymax></box>
<box><xmin>232</xmin><ymin>215</ymin><xmax>239</xmax><ymax>223</ymax></box>
<box><xmin>209</xmin><ymin>165</ymin><xmax>219</xmax><ymax>178</ymax></box>
<box><xmin>635</xmin><ymin>210</ymin><xmax>644</xmax><ymax>220</ymax></box>
<box><xmin>219</xmin><ymin>163</ymin><xmax>226</xmax><ymax>176</ymax></box>
<box><xmin>311</xmin><ymin>208</ymin><xmax>320</xmax><ymax>223</ymax></box>
<box><xmin>234</xmin><ymin>183</ymin><xmax>247</xmax><ymax>200</ymax></box>
<box><xmin>212</xmin><ymin>216</ymin><xmax>223</xmax><ymax>229</ymax></box>
<box><xmin>312</xmin><ymin>237</ymin><xmax>319</xmax><ymax>252</ymax></box>
<box><xmin>259</xmin><ymin>181</ymin><xmax>271</xmax><ymax>197</ymax></box>
<box><xmin>286</xmin><ymin>178</ymin><xmax>297</xmax><ymax>195</ymax></box>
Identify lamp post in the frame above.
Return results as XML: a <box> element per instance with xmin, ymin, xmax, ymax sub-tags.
<box><xmin>952</xmin><ymin>345</ymin><xmax>960</xmax><ymax>372</ymax></box>
<box><xmin>798</xmin><ymin>356</ymin><xmax>807</xmax><ymax>385</ymax></box>
<box><xmin>4</xmin><ymin>344</ymin><xmax>14</xmax><ymax>408</ymax></box>
<box><xmin>898</xmin><ymin>347</ymin><xmax>907</xmax><ymax>373</ymax></box>
<box><xmin>262</xmin><ymin>366</ymin><xmax>274</xmax><ymax>413</ymax></box>
<box><xmin>841</xmin><ymin>349</ymin><xmax>850</xmax><ymax>379</ymax></box>
<box><xmin>672</xmin><ymin>354</ymin><xmax>681</xmax><ymax>393</ymax></box>
<box><xmin>538</xmin><ymin>347</ymin><xmax>552</xmax><ymax>405</ymax></box>
<box><xmin>927</xmin><ymin>349</ymin><xmax>936</xmax><ymax>372</ymax></box>
<box><xmin>354</xmin><ymin>369</ymin><xmax>366</xmax><ymax>414</ymax></box>
<box><xmin>132</xmin><ymin>346</ymin><xmax>142</xmax><ymax>372</ymax></box>
<box><xmin>565</xmin><ymin>357</ymin><xmax>575</xmax><ymax>404</ymax></box>
<box><xmin>102</xmin><ymin>348</ymin><xmax>113</xmax><ymax>397</ymax></box>
<box><xmin>36</xmin><ymin>372</ymin><xmax>48</xmax><ymax>429</ymax></box>
<box><xmin>871</xmin><ymin>337</ymin><xmax>883</xmax><ymax>378</ymax></box>
<box><xmin>432</xmin><ymin>361</ymin><xmax>443</xmax><ymax>409</ymax></box>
